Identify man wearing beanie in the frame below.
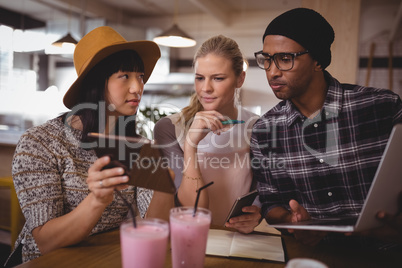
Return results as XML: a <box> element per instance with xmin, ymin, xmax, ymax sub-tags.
<box><xmin>251</xmin><ymin>8</ymin><xmax>402</xmax><ymax>247</ymax></box>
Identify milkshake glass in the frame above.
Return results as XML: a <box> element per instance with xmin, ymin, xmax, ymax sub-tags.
<box><xmin>170</xmin><ymin>207</ymin><xmax>211</xmax><ymax>268</ymax></box>
<box><xmin>120</xmin><ymin>218</ymin><xmax>169</xmax><ymax>268</ymax></box>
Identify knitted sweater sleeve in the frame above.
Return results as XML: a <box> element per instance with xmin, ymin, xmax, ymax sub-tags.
<box><xmin>12</xmin><ymin>125</ymin><xmax>66</xmax><ymax>260</ymax></box>
<box><xmin>13</xmin><ymin>131</ymin><xmax>65</xmax><ymax>231</ymax></box>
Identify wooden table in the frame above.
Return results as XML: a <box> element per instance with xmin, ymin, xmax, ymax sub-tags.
<box><xmin>16</xmin><ymin>227</ymin><xmax>401</xmax><ymax>268</ymax></box>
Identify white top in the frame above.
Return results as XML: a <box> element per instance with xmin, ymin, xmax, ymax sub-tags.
<box><xmin>154</xmin><ymin>107</ymin><xmax>259</xmax><ymax>225</ymax></box>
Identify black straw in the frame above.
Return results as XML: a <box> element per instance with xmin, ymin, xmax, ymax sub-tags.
<box><xmin>115</xmin><ymin>189</ymin><xmax>137</xmax><ymax>228</ymax></box>
<box><xmin>193</xmin><ymin>181</ymin><xmax>214</xmax><ymax>217</ymax></box>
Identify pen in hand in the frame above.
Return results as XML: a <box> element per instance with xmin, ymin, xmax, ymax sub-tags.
<box><xmin>205</xmin><ymin>120</ymin><xmax>245</xmax><ymax>133</ymax></box>
<box><xmin>221</xmin><ymin>120</ymin><xmax>245</xmax><ymax>125</ymax></box>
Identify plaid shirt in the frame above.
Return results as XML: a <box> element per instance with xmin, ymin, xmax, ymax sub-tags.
<box><xmin>251</xmin><ymin>72</ymin><xmax>402</xmax><ymax>220</ymax></box>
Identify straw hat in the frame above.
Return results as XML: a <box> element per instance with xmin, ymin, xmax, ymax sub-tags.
<box><xmin>63</xmin><ymin>26</ymin><xmax>161</xmax><ymax>109</ymax></box>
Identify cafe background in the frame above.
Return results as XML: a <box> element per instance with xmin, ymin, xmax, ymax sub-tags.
<box><xmin>0</xmin><ymin>0</ymin><xmax>401</xmax><ymax>264</ymax></box>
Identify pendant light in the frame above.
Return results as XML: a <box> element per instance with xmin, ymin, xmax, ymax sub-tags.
<box><xmin>52</xmin><ymin>32</ymin><xmax>77</xmax><ymax>48</ymax></box>
<box><xmin>51</xmin><ymin>2</ymin><xmax>78</xmax><ymax>51</ymax></box>
<box><xmin>153</xmin><ymin>0</ymin><xmax>196</xmax><ymax>48</ymax></box>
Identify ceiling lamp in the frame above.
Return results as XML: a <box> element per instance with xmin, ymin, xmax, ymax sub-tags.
<box><xmin>52</xmin><ymin>32</ymin><xmax>78</xmax><ymax>48</ymax></box>
<box><xmin>48</xmin><ymin>31</ymin><xmax>77</xmax><ymax>55</ymax></box>
<box><xmin>50</xmin><ymin>2</ymin><xmax>78</xmax><ymax>53</ymax></box>
<box><xmin>153</xmin><ymin>0</ymin><xmax>196</xmax><ymax>48</ymax></box>
<box><xmin>154</xmin><ymin>24</ymin><xmax>196</xmax><ymax>47</ymax></box>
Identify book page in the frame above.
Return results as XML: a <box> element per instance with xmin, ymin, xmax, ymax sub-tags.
<box><xmin>206</xmin><ymin>229</ymin><xmax>234</xmax><ymax>257</ymax></box>
<box><xmin>254</xmin><ymin>219</ymin><xmax>282</xmax><ymax>235</ymax></box>
<box><xmin>230</xmin><ymin>232</ymin><xmax>284</xmax><ymax>262</ymax></box>
<box><xmin>206</xmin><ymin>229</ymin><xmax>284</xmax><ymax>262</ymax></box>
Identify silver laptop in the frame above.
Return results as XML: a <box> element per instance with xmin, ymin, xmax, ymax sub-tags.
<box><xmin>269</xmin><ymin>124</ymin><xmax>402</xmax><ymax>232</ymax></box>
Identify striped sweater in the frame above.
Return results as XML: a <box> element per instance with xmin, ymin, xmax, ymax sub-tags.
<box><xmin>9</xmin><ymin>117</ymin><xmax>152</xmax><ymax>263</ymax></box>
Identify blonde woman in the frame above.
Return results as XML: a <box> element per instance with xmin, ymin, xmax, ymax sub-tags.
<box><xmin>154</xmin><ymin>35</ymin><xmax>261</xmax><ymax>233</ymax></box>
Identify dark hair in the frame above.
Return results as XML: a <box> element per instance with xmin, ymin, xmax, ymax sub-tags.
<box><xmin>61</xmin><ymin>49</ymin><xmax>144</xmax><ymax>142</ymax></box>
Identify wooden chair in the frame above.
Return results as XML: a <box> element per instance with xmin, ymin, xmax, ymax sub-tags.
<box><xmin>0</xmin><ymin>176</ymin><xmax>24</xmax><ymax>249</ymax></box>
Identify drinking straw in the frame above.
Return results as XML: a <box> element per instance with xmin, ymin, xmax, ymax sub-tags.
<box><xmin>193</xmin><ymin>181</ymin><xmax>214</xmax><ymax>217</ymax></box>
<box><xmin>115</xmin><ymin>189</ymin><xmax>137</xmax><ymax>228</ymax></box>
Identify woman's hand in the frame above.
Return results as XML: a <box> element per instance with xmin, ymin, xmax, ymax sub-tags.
<box><xmin>32</xmin><ymin>156</ymin><xmax>130</xmax><ymax>255</ymax></box>
<box><xmin>185</xmin><ymin>110</ymin><xmax>228</xmax><ymax>147</ymax></box>
<box><xmin>180</xmin><ymin>111</ymin><xmax>228</xmax><ymax>209</ymax></box>
<box><xmin>87</xmin><ymin>156</ymin><xmax>129</xmax><ymax>206</ymax></box>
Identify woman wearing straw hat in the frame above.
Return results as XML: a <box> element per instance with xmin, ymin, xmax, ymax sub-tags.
<box><xmin>6</xmin><ymin>26</ymin><xmax>169</xmax><ymax>266</ymax></box>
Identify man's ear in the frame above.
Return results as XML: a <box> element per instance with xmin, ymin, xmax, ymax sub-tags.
<box><xmin>314</xmin><ymin>61</ymin><xmax>323</xmax><ymax>71</ymax></box>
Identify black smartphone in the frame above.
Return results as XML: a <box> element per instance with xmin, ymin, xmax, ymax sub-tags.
<box><xmin>224</xmin><ymin>190</ymin><xmax>259</xmax><ymax>224</ymax></box>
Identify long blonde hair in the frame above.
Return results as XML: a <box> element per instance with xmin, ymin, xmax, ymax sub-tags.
<box><xmin>181</xmin><ymin>35</ymin><xmax>246</xmax><ymax>125</ymax></box>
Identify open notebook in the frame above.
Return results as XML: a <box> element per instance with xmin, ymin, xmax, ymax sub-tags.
<box><xmin>206</xmin><ymin>229</ymin><xmax>284</xmax><ymax>262</ymax></box>
<box><xmin>269</xmin><ymin>124</ymin><xmax>402</xmax><ymax>232</ymax></box>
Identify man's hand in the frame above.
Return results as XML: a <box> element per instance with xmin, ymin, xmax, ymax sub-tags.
<box><xmin>287</xmin><ymin>199</ymin><xmax>328</xmax><ymax>246</ymax></box>
<box><xmin>225</xmin><ymin>205</ymin><xmax>261</xmax><ymax>234</ymax></box>
<box><xmin>346</xmin><ymin>191</ymin><xmax>402</xmax><ymax>243</ymax></box>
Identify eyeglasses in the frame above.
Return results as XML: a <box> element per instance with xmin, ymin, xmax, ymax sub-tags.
<box><xmin>254</xmin><ymin>50</ymin><xmax>309</xmax><ymax>71</ymax></box>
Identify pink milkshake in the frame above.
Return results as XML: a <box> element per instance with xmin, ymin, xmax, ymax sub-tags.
<box><xmin>120</xmin><ymin>218</ymin><xmax>169</xmax><ymax>268</ymax></box>
<box><xmin>170</xmin><ymin>207</ymin><xmax>212</xmax><ymax>268</ymax></box>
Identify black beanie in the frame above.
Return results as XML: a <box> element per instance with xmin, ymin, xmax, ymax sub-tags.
<box><xmin>263</xmin><ymin>8</ymin><xmax>335</xmax><ymax>69</ymax></box>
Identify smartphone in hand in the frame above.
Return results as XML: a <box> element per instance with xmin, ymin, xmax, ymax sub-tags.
<box><xmin>224</xmin><ymin>190</ymin><xmax>258</xmax><ymax>224</ymax></box>
<box><xmin>87</xmin><ymin>132</ymin><xmax>176</xmax><ymax>194</ymax></box>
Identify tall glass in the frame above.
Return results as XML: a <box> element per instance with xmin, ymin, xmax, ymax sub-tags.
<box><xmin>170</xmin><ymin>207</ymin><xmax>212</xmax><ymax>268</ymax></box>
<box><xmin>120</xmin><ymin>218</ymin><xmax>169</xmax><ymax>268</ymax></box>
